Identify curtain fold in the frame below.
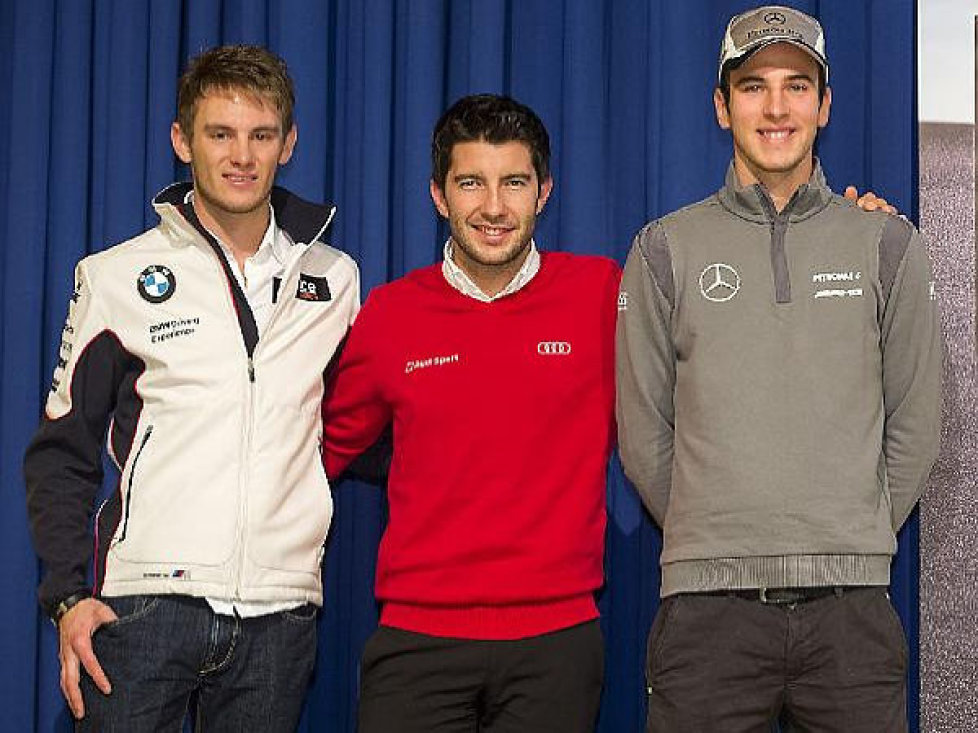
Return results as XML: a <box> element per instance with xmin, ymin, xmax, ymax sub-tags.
<box><xmin>0</xmin><ymin>2</ymin><xmax>919</xmax><ymax>730</ymax></box>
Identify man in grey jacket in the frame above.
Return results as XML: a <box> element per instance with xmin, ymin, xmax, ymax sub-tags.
<box><xmin>616</xmin><ymin>6</ymin><xmax>941</xmax><ymax>731</ymax></box>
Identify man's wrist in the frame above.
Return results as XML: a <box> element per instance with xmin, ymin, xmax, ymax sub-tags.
<box><xmin>49</xmin><ymin>591</ymin><xmax>93</xmax><ymax>627</ymax></box>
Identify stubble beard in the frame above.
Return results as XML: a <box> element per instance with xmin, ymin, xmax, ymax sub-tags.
<box><xmin>450</xmin><ymin>213</ymin><xmax>535</xmax><ymax>271</ymax></box>
<box><xmin>193</xmin><ymin>162</ymin><xmax>271</xmax><ymax>219</ymax></box>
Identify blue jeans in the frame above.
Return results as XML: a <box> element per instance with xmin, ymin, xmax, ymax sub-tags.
<box><xmin>78</xmin><ymin>595</ymin><xmax>317</xmax><ymax>733</ymax></box>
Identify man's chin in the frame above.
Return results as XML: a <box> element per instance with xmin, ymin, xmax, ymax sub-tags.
<box><xmin>201</xmin><ymin>193</ymin><xmax>269</xmax><ymax>217</ymax></box>
<box><xmin>469</xmin><ymin>247</ymin><xmax>527</xmax><ymax>269</ymax></box>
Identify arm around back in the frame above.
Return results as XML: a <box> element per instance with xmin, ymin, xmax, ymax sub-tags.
<box><xmin>321</xmin><ymin>288</ymin><xmax>394</xmax><ymax>481</ymax></box>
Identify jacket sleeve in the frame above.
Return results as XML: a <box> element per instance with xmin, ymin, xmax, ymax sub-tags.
<box><xmin>24</xmin><ymin>260</ymin><xmax>128</xmax><ymax>613</ymax></box>
<box><xmin>878</xmin><ymin>218</ymin><xmax>943</xmax><ymax>530</ymax></box>
<box><xmin>615</xmin><ymin>223</ymin><xmax>677</xmax><ymax>526</ymax></box>
<box><xmin>321</xmin><ymin>288</ymin><xmax>393</xmax><ymax>480</ymax></box>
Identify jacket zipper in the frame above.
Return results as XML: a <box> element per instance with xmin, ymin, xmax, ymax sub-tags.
<box><xmin>118</xmin><ymin>424</ymin><xmax>154</xmax><ymax>542</ymax></box>
<box><xmin>229</xmin><ymin>246</ymin><xmax>310</xmax><ymax>602</ymax></box>
<box><xmin>230</xmin><ymin>359</ymin><xmax>254</xmax><ymax>602</ymax></box>
<box><xmin>93</xmin><ymin>496</ymin><xmax>111</xmax><ymax>591</ymax></box>
<box><xmin>755</xmin><ymin>186</ymin><xmax>798</xmax><ymax>304</ymax></box>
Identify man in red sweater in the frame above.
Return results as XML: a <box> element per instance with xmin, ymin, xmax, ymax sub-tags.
<box><xmin>322</xmin><ymin>94</ymin><xmax>620</xmax><ymax>732</ymax></box>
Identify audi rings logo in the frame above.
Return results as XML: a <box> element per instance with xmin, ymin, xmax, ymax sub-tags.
<box><xmin>764</xmin><ymin>11</ymin><xmax>786</xmax><ymax>24</ymax></box>
<box><xmin>699</xmin><ymin>263</ymin><xmax>741</xmax><ymax>303</ymax></box>
<box><xmin>537</xmin><ymin>341</ymin><xmax>572</xmax><ymax>356</ymax></box>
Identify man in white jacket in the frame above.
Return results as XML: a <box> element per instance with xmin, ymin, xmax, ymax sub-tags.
<box><xmin>24</xmin><ymin>45</ymin><xmax>359</xmax><ymax>731</ymax></box>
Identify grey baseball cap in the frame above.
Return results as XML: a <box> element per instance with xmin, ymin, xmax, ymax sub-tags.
<box><xmin>718</xmin><ymin>5</ymin><xmax>828</xmax><ymax>84</ymax></box>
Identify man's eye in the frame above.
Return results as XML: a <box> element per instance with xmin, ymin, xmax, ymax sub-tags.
<box><xmin>505</xmin><ymin>179</ymin><xmax>527</xmax><ymax>188</ymax></box>
<box><xmin>458</xmin><ymin>179</ymin><xmax>479</xmax><ymax>190</ymax></box>
<box><xmin>211</xmin><ymin>132</ymin><xmax>229</xmax><ymax>140</ymax></box>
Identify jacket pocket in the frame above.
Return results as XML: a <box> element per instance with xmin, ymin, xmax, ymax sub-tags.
<box><xmin>117</xmin><ymin>424</ymin><xmax>154</xmax><ymax>544</ymax></box>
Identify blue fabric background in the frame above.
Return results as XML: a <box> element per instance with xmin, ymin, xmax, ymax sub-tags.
<box><xmin>0</xmin><ymin>1</ymin><xmax>919</xmax><ymax>730</ymax></box>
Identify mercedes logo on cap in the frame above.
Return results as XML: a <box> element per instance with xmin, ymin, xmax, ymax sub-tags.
<box><xmin>764</xmin><ymin>11</ymin><xmax>787</xmax><ymax>24</ymax></box>
<box><xmin>699</xmin><ymin>263</ymin><xmax>741</xmax><ymax>303</ymax></box>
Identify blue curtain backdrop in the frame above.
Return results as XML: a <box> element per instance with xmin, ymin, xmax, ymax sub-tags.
<box><xmin>0</xmin><ymin>1</ymin><xmax>919</xmax><ymax>731</ymax></box>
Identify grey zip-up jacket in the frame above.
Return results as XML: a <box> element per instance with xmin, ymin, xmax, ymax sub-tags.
<box><xmin>616</xmin><ymin>162</ymin><xmax>941</xmax><ymax>597</ymax></box>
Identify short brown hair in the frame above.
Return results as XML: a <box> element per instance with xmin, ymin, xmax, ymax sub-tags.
<box><xmin>176</xmin><ymin>45</ymin><xmax>295</xmax><ymax>139</ymax></box>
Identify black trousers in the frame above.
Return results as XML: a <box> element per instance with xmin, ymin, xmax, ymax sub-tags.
<box><xmin>358</xmin><ymin>620</ymin><xmax>604</xmax><ymax>733</ymax></box>
<box><xmin>645</xmin><ymin>587</ymin><xmax>908</xmax><ymax>733</ymax></box>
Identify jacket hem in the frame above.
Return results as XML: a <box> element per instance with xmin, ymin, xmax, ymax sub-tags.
<box><xmin>99</xmin><ymin>578</ymin><xmax>323</xmax><ymax>607</ymax></box>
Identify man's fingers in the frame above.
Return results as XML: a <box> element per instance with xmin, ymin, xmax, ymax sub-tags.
<box><xmin>845</xmin><ymin>186</ymin><xmax>900</xmax><ymax>216</ymax></box>
<box><xmin>863</xmin><ymin>195</ymin><xmax>889</xmax><ymax>209</ymax></box>
<box><xmin>59</xmin><ymin>646</ymin><xmax>85</xmax><ymax>719</ymax></box>
<box><xmin>860</xmin><ymin>195</ymin><xmax>897</xmax><ymax>215</ymax></box>
<box><xmin>95</xmin><ymin>603</ymin><xmax>119</xmax><ymax>626</ymax></box>
<box><xmin>57</xmin><ymin>598</ymin><xmax>118</xmax><ymax>719</ymax></box>
<box><xmin>77</xmin><ymin>641</ymin><xmax>112</xmax><ymax>695</ymax></box>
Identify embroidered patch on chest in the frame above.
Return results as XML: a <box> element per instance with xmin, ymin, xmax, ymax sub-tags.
<box><xmin>296</xmin><ymin>274</ymin><xmax>332</xmax><ymax>302</ymax></box>
<box><xmin>812</xmin><ymin>270</ymin><xmax>863</xmax><ymax>299</ymax></box>
<box><xmin>536</xmin><ymin>341</ymin><xmax>572</xmax><ymax>356</ymax></box>
<box><xmin>699</xmin><ymin>263</ymin><xmax>740</xmax><ymax>302</ymax></box>
<box><xmin>137</xmin><ymin>265</ymin><xmax>177</xmax><ymax>304</ymax></box>
<box><xmin>405</xmin><ymin>353</ymin><xmax>460</xmax><ymax>374</ymax></box>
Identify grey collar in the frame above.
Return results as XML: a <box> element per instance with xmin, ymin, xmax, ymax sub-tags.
<box><xmin>717</xmin><ymin>159</ymin><xmax>834</xmax><ymax>224</ymax></box>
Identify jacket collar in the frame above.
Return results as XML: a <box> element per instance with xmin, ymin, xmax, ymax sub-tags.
<box><xmin>716</xmin><ymin>158</ymin><xmax>833</xmax><ymax>224</ymax></box>
<box><xmin>152</xmin><ymin>182</ymin><xmax>336</xmax><ymax>247</ymax></box>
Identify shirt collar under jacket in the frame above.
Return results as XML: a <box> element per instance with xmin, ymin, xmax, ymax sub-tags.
<box><xmin>441</xmin><ymin>238</ymin><xmax>541</xmax><ymax>303</ymax></box>
<box><xmin>717</xmin><ymin>158</ymin><xmax>834</xmax><ymax>225</ymax></box>
<box><xmin>184</xmin><ymin>189</ymin><xmax>288</xmax><ymax>269</ymax></box>
<box><xmin>152</xmin><ymin>182</ymin><xmax>337</xmax><ymax>252</ymax></box>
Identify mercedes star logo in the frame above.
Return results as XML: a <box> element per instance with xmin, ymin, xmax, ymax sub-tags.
<box><xmin>763</xmin><ymin>11</ymin><xmax>787</xmax><ymax>25</ymax></box>
<box><xmin>699</xmin><ymin>263</ymin><xmax>741</xmax><ymax>303</ymax></box>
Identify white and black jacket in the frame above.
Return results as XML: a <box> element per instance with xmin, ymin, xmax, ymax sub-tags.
<box><xmin>25</xmin><ymin>183</ymin><xmax>359</xmax><ymax>615</ymax></box>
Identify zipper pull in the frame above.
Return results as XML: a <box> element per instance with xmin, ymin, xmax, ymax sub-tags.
<box><xmin>248</xmin><ymin>358</ymin><xmax>255</xmax><ymax>382</ymax></box>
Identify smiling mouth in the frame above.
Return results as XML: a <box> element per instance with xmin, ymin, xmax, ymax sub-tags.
<box><xmin>224</xmin><ymin>173</ymin><xmax>258</xmax><ymax>184</ymax></box>
<box><xmin>759</xmin><ymin>129</ymin><xmax>793</xmax><ymax>141</ymax></box>
<box><xmin>473</xmin><ymin>224</ymin><xmax>514</xmax><ymax>237</ymax></box>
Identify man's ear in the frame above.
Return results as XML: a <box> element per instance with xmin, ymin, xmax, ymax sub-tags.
<box><xmin>714</xmin><ymin>88</ymin><xmax>731</xmax><ymax>130</ymax></box>
<box><xmin>279</xmin><ymin>124</ymin><xmax>297</xmax><ymax>165</ymax></box>
<box><xmin>818</xmin><ymin>86</ymin><xmax>832</xmax><ymax>129</ymax></box>
<box><xmin>430</xmin><ymin>179</ymin><xmax>449</xmax><ymax>218</ymax></box>
<box><xmin>171</xmin><ymin>122</ymin><xmax>192</xmax><ymax>164</ymax></box>
<box><xmin>536</xmin><ymin>176</ymin><xmax>554</xmax><ymax>214</ymax></box>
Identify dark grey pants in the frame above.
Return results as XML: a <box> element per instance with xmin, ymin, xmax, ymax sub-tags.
<box><xmin>646</xmin><ymin>587</ymin><xmax>908</xmax><ymax>733</ymax></box>
<box><xmin>358</xmin><ymin>620</ymin><xmax>604</xmax><ymax>733</ymax></box>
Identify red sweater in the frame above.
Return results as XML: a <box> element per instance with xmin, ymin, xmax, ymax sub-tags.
<box><xmin>323</xmin><ymin>252</ymin><xmax>620</xmax><ymax>639</ymax></box>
